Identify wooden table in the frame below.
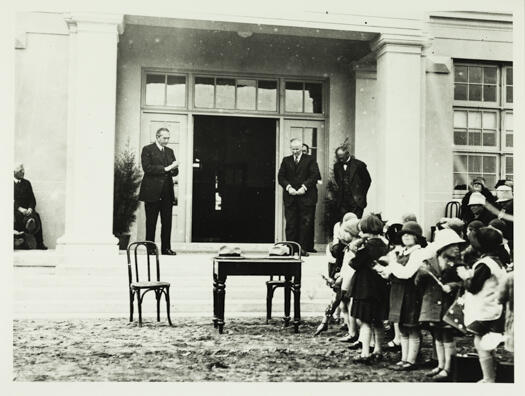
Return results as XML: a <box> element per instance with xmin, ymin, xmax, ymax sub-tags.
<box><xmin>212</xmin><ymin>256</ymin><xmax>303</xmax><ymax>334</ymax></box>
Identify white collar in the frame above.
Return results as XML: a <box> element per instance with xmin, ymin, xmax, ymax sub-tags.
<box><xmin>14</xmin><ymin>177</ymin><xmax>21</xmax><ymax>183</ymax></box>
<box><xmin>155</xmin><ymin>141</ymin><xmax>164</xmax><ymax>151</ymax></box>
<box><xmin>293</xmin><ymin>152</ymin><xmax>302</xmax><ymax>161</ymax></box>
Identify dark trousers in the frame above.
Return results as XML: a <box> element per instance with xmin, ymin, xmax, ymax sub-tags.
<box><xmin>339</xmin><ymin>203</ymin><xmax>364</xmax><ymax>220</ymax></box>
<box><xmin>145</xmin><ymin>198</ymin><xmax>173</xmax><ymax>251</ymax></box>
<box><xmin>305</xmin><ymin>206</ymin><xmax>316</xmax><ymax>251</ymax></box>
<box><xmin>284</xmin><ymin>200</ymin><xmax>315</xmax><ymax>252</ymax></box>
<box><xmin>14</xmin><ymin>210</ymin><xmax>44</xmax><ymax>246</ymax></box>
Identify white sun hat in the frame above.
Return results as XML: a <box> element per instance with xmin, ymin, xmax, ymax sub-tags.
<box><xmin>496</xmin><ymin>185</ymin><xmax>513</xmax><ymax>202</ymax></box>
<box><xmin>431</xmin><ymin>229</ymin><xmax>465</xmax><ymax>252</ymax></box>
<box><xmin>468</xmin><ymin>192</ymin><xmax>486</xmax><ymax>206</ymax></box>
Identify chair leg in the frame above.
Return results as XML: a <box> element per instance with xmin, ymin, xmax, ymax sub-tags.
<box><xmin>156</xmin><ymin>290</ymin><xmax>161</xmax><ymax>322</ymax></box>
<box><xmin>129</xmin><ymin>290</ymin><xmax>134</xmax><ymax>322</ymax></box>
<box><xmin>137</xmin><ymin>292</ymin><xmax>143</xmax><ymax>327</ymax></box>
<box><xmin>165</xmin><ymin>287</ymin><xmax>173</xmax><ymax>326</ymax></box>
<box><xmin>266</xmin><ymin>283</ymin><xmax>274</xmax><ymax>323</ymax></box>
<box><xmin>284</xmin><ymin>282</ymin><xmax>291</xmax><ymax>327</ymax></box>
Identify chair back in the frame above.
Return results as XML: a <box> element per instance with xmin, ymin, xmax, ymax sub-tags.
<box><xmin>445</xmin><ymin>200</ymin><xmax>461</xmax><ymax>218</ymax></box>
<box><xmin>126</xmin><ymin>241</ymin><xmax>161</xmax><ymax>285</ymax></box>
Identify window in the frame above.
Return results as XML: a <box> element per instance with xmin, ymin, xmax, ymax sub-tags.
<box><xmin>453</xmin><ymin>62</ymin><xmax>513</xmax><ymax>196</ymax></box>
<box><xmin>504</xmin><ymin>156</ymin><xmax>513</xmax><ymax>180</ymax></box>
<box><xmin>285</xmin><ymin>81</ymin><xmax>323</xmax><ymax>114</ymax></box>
<box><xmin>145</xmin><ymin>73</ymin><xmax>187</xmax><ymax>107</ymax></box>
<box><xmin>194</xmin><ymin>76</ymin><xmax>278</xmax><ymax>112</ymax></box>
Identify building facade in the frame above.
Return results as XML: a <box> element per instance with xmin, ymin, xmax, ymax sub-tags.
<box><xmin>14</xmin><ymin>10</ymin><xmax>513</xmax><ymax>253</ymax></box>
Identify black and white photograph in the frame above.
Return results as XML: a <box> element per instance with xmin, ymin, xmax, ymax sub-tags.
<box><xmin>2</xmin><ymin>0</ymin><xmax>523</xmax><ymax>392</ymax></box>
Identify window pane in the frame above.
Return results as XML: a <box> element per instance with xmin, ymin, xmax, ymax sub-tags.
<box><xmin>506</xmin><ymin>67</ymin><xmax>513</xmax><ymax>85</ymax></box>
<box><xmin>506</xmin><ymin>86</ymin><xmax>513</xmax><ymax>103</ymax></box>
<box><xmin>195</xmin><ymin>77</ymin><xmax>215</xmax><ymax>108</ymax></box>
<box><xmin>468</xmin><ymin>111</ymin><xmax>481</xmax><ymax>128</ymax></box>
<box><xmin>453</xmin><ymin>155</ymin><xmax>468</xmax><ymax>173</ymax></box>
<box><xmin>505</xmin><ymin>112</ymin><xmax>513</xmax><ymax>131</ymax></box>
<box><xmin>285</xmin><ymin>81</ymin><xmax>303</xmax><ymax>112</ymax></box>
<box><xmin>455</xmin><ymin>66</ymin><xmax>468</xmax><ymax>82</ymax></box>
<box><xmin>454</xmin><ymin>84</ymin><xmax>468</xmax><ymax>100</ymax></box>
<box><xmin>484</xmin><ymin>175</ymin><xmax>497</xmax><ymax>189</ymax></box>
<box><xmin>304</xmin><ymin>83</ymin><xmax>323</xmax><ymax>113</ymax></box>
<box><xmin>454</xmin><ymin>130</ymin><xmax>467</xmax><ymax>145</ymax></box>
<box><xmin>469</xmin><ymin>84</ymin><xmax>482</xmax><ymax>101</ymax></box>
<box><xmin>290</xmin><ymin>127</ymin><xmax>303</xmax><ymax>141</ymax></box>
<box><xmin>453</xmin><ymin>173</ymin><xmax>468</xmax><ymax>190</ymax></box>
<box><xmin>236</xmin><ymin>79</ymin><xmax>256</xmax><ymax>110</ymax></box>
<box><xmin>166</xmin><ymin>75</ymin><xmax>186</xmax><ymax>107</ymax></box>
<box><xmin>483</xmin><ymin>85</ymin><xmax>496</xmax><ymax>102</ymax></box>
<box><xmin>216</xmin><ymin>78</ymin><xmax>235</xmax><ymax>109</ymax></box>
<box><xmin>468</xmin><ymin>155</ymin><xmax>482</xmax><ymax>172</ymax></box>
<box><xmin>483</xmin><ymin>67</ymin><xmax>497</xmax><ymax>84</ymax></box>
<box><xmin>257</xmin><ymin>80</ymin><xmax>277</xmax><ymax>111</ymax></box>
<box><xmin>469</xmin><ymin>66</ymin><xmax>482</xmax><ymax>83</ymax></box>
<box><xmin>506</xmin><ymin>134</ymin><xmax>513</xmax><ymax>147</ymax></box>
<box><xmin>454</xmin><ymin>111</ymin><xmax>467</xmax><ymax>128</ymax></box>
<box><xmin>145</xmin><ymin>74</ymin><xmax>165</xmax><ymax>105</ymax></box>
<box><xmin>482</xmin><ymin>112</ymin><xmax>496</xmax><ymax>129</ymax></box>
<box><xmin>483</xmin><ymin>156</ymin><xmax>496</xmax><ymax>173</ymax></box>
<box><xmin>506</xmin><ymin>156</ymin><xmax>513</xmax><ymax>174</ymax></box>
<box><xmin>482</xmin><ymin>132</ymin><xmax>496</xmax><ymax>147</ymax></box>
<box><xmin>469</xmin><ymin>131</ymin><xmax>481</xmax><ymax>146</ymax></box>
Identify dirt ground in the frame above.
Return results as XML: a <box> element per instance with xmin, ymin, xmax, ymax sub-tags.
<box><xmin>12</xmin><ymin>317</ymin><xmax>512</xmax><ymax>382</ymax></box>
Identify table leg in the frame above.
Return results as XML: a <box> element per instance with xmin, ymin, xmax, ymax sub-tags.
<box><xmin>284</xmin><ymin>276</ymin><xmax>291</xmax><ymax>327</ymax></box>
<box><xmin>213</xmin><ymin>273</ymin><xmax>218</xmax><ymax>328</ymax></box>
<box><xmin>292</xmin><ymin>281</ymin><xmax>301</xmax><ymax>333</ymax></box>
<box><xmin>217</xmin><ymin>276</ymin><xmax>226</xmax><ymax>334</ymax></box>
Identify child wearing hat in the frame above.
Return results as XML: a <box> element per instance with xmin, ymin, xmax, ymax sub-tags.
<box><xmin>384</xmin><ymin>221</ymin><xmax>424</xmax><ymax>371</ymax></box>
<box><xmin>461</xmin><ymin>192</ymin><xmax>496</xmax><ymax>226</ymax></box>
<box><xmin>488</xmin><ymin>219</ymin><xmax>511</xmax><ymax>267</ymax></box>
<box><xmin>459</xmin><ymin>227</ymin><xmax>507</xmax><ymax>383</ymax></box>
<box><xmin>460</xmin><ymin>177</ymin><xmax>497</xmax><ymax>222</ymax></box>
<box><xmin>347</xmin><ymin>214</ymin><xmax>390</xmax><ymax>364</ymax></box>
<box><xmin>414</xmin><ymin>229</ymin><xmax>466</xmax><ymax>381</ymax></box>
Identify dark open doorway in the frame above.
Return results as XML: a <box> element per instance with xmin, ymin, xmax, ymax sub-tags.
<box><xmin>192</xmin><ymin>115</ymin><xmax>276</xmax><ymax>243</ymax></box>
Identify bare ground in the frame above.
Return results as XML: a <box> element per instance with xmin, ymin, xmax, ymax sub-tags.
<box><xmin>12</xmin><ymin>317</ymin><xmax>512</xmax><ymax>382</ymax></box>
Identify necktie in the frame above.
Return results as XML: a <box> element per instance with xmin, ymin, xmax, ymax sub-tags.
<box><xmin>294</xmin><ymin>155</ymin><xmax>299</xmax><ymax>164</ymax></box>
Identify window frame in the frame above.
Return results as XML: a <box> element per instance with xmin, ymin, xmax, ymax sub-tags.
<box><xmin>142</xmin><ymin>71</ymin><xmax>189</xmax><ymax>109</ymax></box>
<box><xmin>453</xmin><ymin>63</ymin><xmax>500</xmax><ymax>108</ymax></box>
<box><xmin>283</xmin><ymin>78</ymin><xmax>326</xmax><ymax>115</ymax></box>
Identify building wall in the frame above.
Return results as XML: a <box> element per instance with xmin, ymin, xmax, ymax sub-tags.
<box><xmin>15</xmin><ymin>13</ymin><xmax>69</xmax><ymax>248</ymax></box>
<box><xmin>115</xmin><ymin>24</ymin><xmax>368</xmax><ymax>240</ymax></box>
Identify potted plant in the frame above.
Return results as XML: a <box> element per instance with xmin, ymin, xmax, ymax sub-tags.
<box><xmin>113</xmin><ymin>146</ymin><xmax>142</xmax><ymax>250</ymax></box>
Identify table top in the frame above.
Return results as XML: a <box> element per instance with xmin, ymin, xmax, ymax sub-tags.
<box><xmin>213</xmin><ymin>256</ymin><xmax>303</xmax><ymax>263</ymax></box>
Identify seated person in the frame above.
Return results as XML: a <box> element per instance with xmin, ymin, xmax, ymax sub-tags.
<box><xmin>14</xmin><ymin>163</ymin><xmax>47</xmax><ymax>250</ymax></box>
<box><xmin>461</xmin><ymin>177</ymin><xmax>496</xmax><ymax>221</ymax></box>
<box><xmin>460</xmin><ymin>192</ymin><xmax>496</xmax><ymax>227</ymax></box>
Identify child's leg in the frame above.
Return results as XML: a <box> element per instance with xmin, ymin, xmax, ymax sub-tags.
<box><xmin>442</xmin><ymin>328</ymin><xmax>456</xmax><ymax>373</ymax></box>
<box><xmin>399</xmin><ymin>325</ymin><xmax>409</xmax><ymax>362</ymax></box>
<box><xmin>393</xmin><ymin>323</ymin><xmax>401</xmax><ymax>345</ymax></box>
<box><xmin>359</xmin><ymin>322</ymin><xmax>372</xmax><ymax>357</ymax></box>
<box><xmin>432</xmin><ymin>328</ymin><xmax>445</xmax><ymax>370</ymax></box>
<box><xmin>407</xmin><ymin>328</ymin><xmax>421</xmax><ymax>364</ymax></box>
<box><xmin>372</xmin><ymin>323</ymin><xmax>385</xmax><ymax>354</ymax></box>
<box><xmin>474</xmin><ymin>334</ymin><xmax>496</xmax><ymax>382</ymax></box>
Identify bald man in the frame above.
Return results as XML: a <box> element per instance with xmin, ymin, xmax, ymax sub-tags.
<box><xmin>278</xmin><ymin>139</ymin><xmax>321</xmax><ymax>256</ymax></box>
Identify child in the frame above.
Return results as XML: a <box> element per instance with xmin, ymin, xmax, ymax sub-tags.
<box><xmin>460</xmin><ymin>227</ymin><xmax>507</xmax><ymax>383</ymax></box>
<box><xmin>386</xmin><ymin>221</ymin><xmax>424</xmax><ymax>371</ymax></box>
<box><xmin>347</xmin><ymin>214</ymin><xmax>390</xmax><ymax>364</ymax></box>
<box><xmin>414</xmin><ymin>229</ymin><xmax>465</xmax><ymax>381</ymax></box>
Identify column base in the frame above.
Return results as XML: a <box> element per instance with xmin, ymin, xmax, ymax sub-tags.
<box><xmin>56</xmin><ymin>234</ymin><xmax>120</xmax><ymax>267</ymax></box>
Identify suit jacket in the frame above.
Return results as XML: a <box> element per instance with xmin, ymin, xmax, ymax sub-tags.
<box><xmin>278</xmin><ymin>154</ymin><xmax>320</xmax><ymax>207</ymax></box>
<box><xmin>138</xmin><ymin>143</ymin><xmax>178</xmax><ymax>204</ymax></box>
<box><xmin>14</xmin><ymin>179</ymin><xmax>36</xmax><ymax>210</ymax></box>
<box><xmin>333</xmin><ymin>156</ymin><xmax>371</xmax><ymax>210</ymax></box>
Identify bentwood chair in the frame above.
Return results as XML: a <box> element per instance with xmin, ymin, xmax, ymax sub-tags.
<box><xmin>127</xmin><ymin>241</ymin><xmax>173</xmax><ymax>327</ymax></box>
<box><xmin>445</xmin><ymin>200</ymin><xmax>462</xmax><ymax>219</ymax></box>
<box><xmin>266</xmin><ymin>241</ymin><xmax>301</xmax><ymax>325</ymax></box>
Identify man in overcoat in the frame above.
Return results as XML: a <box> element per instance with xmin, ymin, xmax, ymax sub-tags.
<box><xmin>333</xmin><ymin>146</ymin><xmax>371</xmax><ymax>219</ymax></box>
<box><xmin>278</xmin><ymin>138</ymin><xmax>321</xmax><ymax>256</ymax></box>
<box><xmin>138</xmin><ymin>128</ymin><xmax>179</xmax><ymax>255</ymax></box>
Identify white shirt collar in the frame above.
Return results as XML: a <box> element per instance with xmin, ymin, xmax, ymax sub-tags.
<box><xmin>294</xmin><ymin>152</ymin><xmax>302</xmax><ymax>161</ymax></box>
<box><xmin>155</xmin><ymin>141</ymin><xmax>164</xmax><ymax>151</ymax></box>
<box><xmin>14</xmin><ymin>177</ymin><xmax>21</xmax><ymax>183</ymax></box>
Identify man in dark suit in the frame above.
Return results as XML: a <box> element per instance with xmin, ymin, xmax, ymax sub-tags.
<box><xmin>13</xmin><ymin>163</ymin><xmax>47</xmax><ymax>249</ymax></box>
<box><xmin>139</xmin><ymin>128</ymin><xmax>179</xmax><ymax>255</ymax></box>
<box><xmin>333</xmin><ymin>146</ymin><xmax>371</xmax><ymax>219</ymax></box>
<box><xmin>302</xmin><ymin>143</ymin><xmax>321</xmax><ymax>252</ymax></box>
<box><xmin>278</xmin><ymin>139</ymin><xmax>321</xmax><ymax>256</ymax></box>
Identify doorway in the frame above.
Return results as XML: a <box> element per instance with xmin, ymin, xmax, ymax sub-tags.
<box><xmin>192</xmin><ymin>116</ymin><xmax>276</xmax><ymax>242</ymax></box>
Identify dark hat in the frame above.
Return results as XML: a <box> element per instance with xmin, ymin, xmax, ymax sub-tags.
<box><xmin>400</xmin><ymin>221</ymin><xmax>423</xmax><ymax>237</ymax></box>
<box><xmin>360</xmin><ymin>214</ymin><xmax>384</xmax><ymax>235</ymax></box>
<box><xmin>385</xmin><ymin>223</ymin><xmax>403</xmax><ymax>244</ymax></box>
<box><xmin>472</xmin><ymin>176</ymin><xmax>486</xmax><ymax>186</ymax></box>
<box><xmin>24</xmin><ymin>214</ymin><xmax>40</xmax><ymax>235</ymax></box>
<box><xmin>488</xmin><ymin>218</ymin><xmax>506</xmax><ymax>235</ymax></box>
<box><xmin>467</xmin><ymin>220</ymin><xmax>484</xmax><ymax>231</ymax></box>
<box><xmin>468</xmin><ymin>227</ymin><xmax>502</xmax><ymax>254</ymax></box>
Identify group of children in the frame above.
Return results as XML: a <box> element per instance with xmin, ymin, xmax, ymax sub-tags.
<box><xmin>317</xmin><ymin>209</ymin><xmax>514</xmax><ymax>383</ymax></box>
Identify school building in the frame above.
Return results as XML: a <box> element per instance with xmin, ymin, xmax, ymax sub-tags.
<box><xmin>14</xmin><ymin>9</ymin><xmax>514</xmax><ymax>255</ymax></box>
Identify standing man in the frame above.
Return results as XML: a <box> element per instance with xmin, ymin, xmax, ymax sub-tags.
<box><xmin>302</xmin><ymin>143</ymin><xmax>321</xmax><ymax>253</ymax></box>
<box><xmin>13</xmin><ymin>163</ymin><xmax>47</xmax><ymax>249</ymax></box>
<box><xmin>333</xmin><ymin>146</ymin><xmax>371</xmax><ymax>219</ymax></box>
<box><xmin>139</xmin><ymin>128</ymin><xmax>179</xmax><ymax>255</ymax></box>
<box><xmin>278</xmin><ymin>138</ymin><xmax>320</xmax><ymax>256</ymax></box>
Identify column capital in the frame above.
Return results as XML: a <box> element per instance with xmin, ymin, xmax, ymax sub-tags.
<box><xmin>370</xmin><ymin>33</ymin><xmax>428</xmax><ymax>58</ymax></box>
<box><xmin>64</xmin><ymin>13</ymin><xmax>125</xmax><ymax>36</ymax></box>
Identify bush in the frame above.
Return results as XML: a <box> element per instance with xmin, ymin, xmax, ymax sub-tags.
<box><xmin>113</xmin><ymin>147</ymin><xmax>142</xmax><ymax>235</ymax></box>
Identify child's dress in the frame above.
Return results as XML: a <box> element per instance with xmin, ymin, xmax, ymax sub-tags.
<box><xmin>349</xmin><ymin>237</ymin><xmax>390</xmax><ymax>325</ymax></box>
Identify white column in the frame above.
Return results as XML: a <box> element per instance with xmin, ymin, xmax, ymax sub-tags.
<box><xmin>57</xmin><ymin>13</ymin><xmax>124</xmax><ymax>257</ymax></box>
<box><xmin>371</xmin><ymin>34</ymin><xmax>426</xmax><ymax>224</ymax></box>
